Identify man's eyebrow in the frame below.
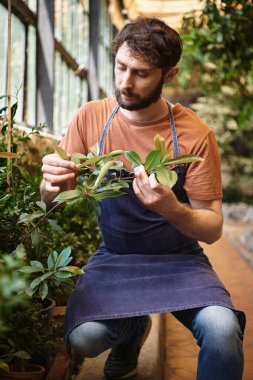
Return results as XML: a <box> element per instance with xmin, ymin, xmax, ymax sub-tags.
<box><xmin>115</xmin><ymin>58</ymin><xmax>151</xmax><ymax>72</ymax></box>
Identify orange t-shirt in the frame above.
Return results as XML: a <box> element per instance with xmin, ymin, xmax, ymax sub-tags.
<box><xmin>60</xmin><ymin>97</ymin><xmax>222</xmax><ymax>201</ymax></box>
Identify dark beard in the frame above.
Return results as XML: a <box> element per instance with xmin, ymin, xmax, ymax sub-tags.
<box><xmin>115</xmin><ymin>77</ymin><xmax>164</xmax><ymax>111</ymax></box>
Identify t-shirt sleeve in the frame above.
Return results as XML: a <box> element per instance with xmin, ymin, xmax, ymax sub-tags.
<box><xmin>183</xmin><ymin>131</ymin><xmax>223</xmax><ymax>200</ymax></box>
<box><xmin>59</xmin><ymin>107</ymin><xmax>88</xmax><ymax>155</ymax></box>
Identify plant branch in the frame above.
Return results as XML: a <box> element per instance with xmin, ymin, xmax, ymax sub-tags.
<box><xmin>21</xmin><ymin>202</ymin><xmax>61</xmax><ymax>244</ymax></box>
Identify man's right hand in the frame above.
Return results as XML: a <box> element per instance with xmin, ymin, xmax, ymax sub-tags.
<box><xmin>40</xmin><ymin>153</ymin><xmax>77</xmax><ymax>204</ymax></box>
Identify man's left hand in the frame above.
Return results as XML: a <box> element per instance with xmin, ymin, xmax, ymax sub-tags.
<box><xmin>133</xmin><ymin>165</ymin><xmax>178</xmax><ymax>215</ymax></box>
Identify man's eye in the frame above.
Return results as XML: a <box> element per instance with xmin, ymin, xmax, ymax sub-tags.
<box><xmin>117</xmin><ymin>65</ymin><xmax>125</xmax><ymax>71</ymax></box>
<box><xmin>137</xmin><ymin>72</ymin><xmax>148</xmax><ymax>77</ymax></box>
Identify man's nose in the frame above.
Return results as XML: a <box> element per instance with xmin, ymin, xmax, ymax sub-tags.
<box><xmin>121</xmin><ymin>70</ymin><xmax>133</xmax><ymax>89</ymax></box>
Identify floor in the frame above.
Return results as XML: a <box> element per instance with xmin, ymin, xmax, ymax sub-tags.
<box><xmin>164</xmin><ymin>235</ymin><xmax>253</xmax><ymax>380</ymax></box>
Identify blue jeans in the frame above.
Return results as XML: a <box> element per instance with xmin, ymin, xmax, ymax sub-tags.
<box><xmin>68</xmin><ymin>306</ymin><xmax>244</xmax><ymax>380</ymax></box>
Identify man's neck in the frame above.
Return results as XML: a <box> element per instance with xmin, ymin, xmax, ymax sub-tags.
<box><xmin>119</xmin><ymin>97</ymin><xmax>171</xmax><ymax>124</ymax></box>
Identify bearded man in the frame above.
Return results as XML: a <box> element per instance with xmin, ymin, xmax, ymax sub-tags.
<box><xmin>41</xmin><ymin>17</ymin><xmax>245</xmax><ymax>380</ymax></box>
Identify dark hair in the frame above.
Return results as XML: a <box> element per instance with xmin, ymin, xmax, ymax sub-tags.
<box><xmin>112</xmin><ymin>17</ymin><xmax>183</xmax><ymax>72</ymax></box>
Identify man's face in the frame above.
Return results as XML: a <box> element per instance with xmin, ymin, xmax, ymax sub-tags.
<box><xmin>114</xmin><ymin>42</ymin><xmax>165</xmax><ymax>111</ymax></box>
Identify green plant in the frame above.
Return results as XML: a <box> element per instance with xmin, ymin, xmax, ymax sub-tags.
<box><xmin>0</xmin><ymin>247</ymin><xmax>30</xmax><ymax>373</ymax></box>
<box><xmin>179</xmin><ymin>0</ymin><xmax>253</xmax><ymax>186</ymax></box>
<box><xmin>0</xmin><ymin>300</ymin><xmax>52</xmax><ymax>373</ymax></box>
<box><xmin>19</xmin><ymin>247</ymin><xmax>84</xmax><ymax>301</ymax></box>
<box><xmin>0</xmin><ymin>339</ymin><xmax>30</xmax><ymax>373</ymax></box>
<box><xmin>54</xmin><ymin>134</ymin><xmax>202</xmax><ymax>210</ymax></box>
<box><xmin>125</xmin><ymin>134</ymin><xmax>203</xmax><ymax>188</ymax></box>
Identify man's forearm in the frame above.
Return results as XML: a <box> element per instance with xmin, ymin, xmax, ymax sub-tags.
<box><xmin>161</xmin><ymin>202</ymin><xmax>223</xmax><ymax>244</ymax></box>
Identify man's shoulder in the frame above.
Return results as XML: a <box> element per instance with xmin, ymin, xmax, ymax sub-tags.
<box><xmin>173</xmin><ymin>103</ymin><xmax>211</xmax><ymax>135</ymax></box>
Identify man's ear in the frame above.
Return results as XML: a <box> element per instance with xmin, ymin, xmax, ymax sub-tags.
<box><xmin>163</xmin><ymin>67</ymin><xmax>179</xmax><ymax>83</ymax></box>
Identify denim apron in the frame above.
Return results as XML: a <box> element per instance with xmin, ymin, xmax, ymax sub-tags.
<box><xmin>65</xmin><ymin>102</ymin><xmax>245</xmax><ymax>340</ymax></box>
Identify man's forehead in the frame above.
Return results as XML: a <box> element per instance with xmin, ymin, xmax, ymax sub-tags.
<box><xmin>115</xmin><ymin>42</ymin><xmax>152</xmax><ymax>70</ymax></box>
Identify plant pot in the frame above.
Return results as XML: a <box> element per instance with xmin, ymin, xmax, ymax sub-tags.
<box><xmin>52</xmin><ymin>305</ymin><xmax>66</xmax><ymax>317</ymax></box>
<box><xmin>0</xmin><ymin>364</ymin><xmax>45</xmax><ymax>380</ymax></box>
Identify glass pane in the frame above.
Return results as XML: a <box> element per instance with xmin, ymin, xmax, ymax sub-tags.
<box><xmin>98</xmin><ymin>0</ymin><xmax>114</xmax><ymax>97</ymax></box>
<box><xmin>54</xmin><ymin>0</ymin><xmax>62</xmax><ymax>41</ymax></box>
<box><xmin>0</xmin><ymin>4</ymin><xmax>7</xmax><ymax>102</ymax></box>
<box><xmin>11</xmin><ymin>13</ymin><xmax>26</xmax><ymax>122</ymax></box>
<box><xmin>53</xmin><ymin>51</ymin><xmax>62</xmax><ymax>136</ymax></box>
<box><xmin>23</xmin><ymin>0</ymin><xmax>37</xmax><ymax>13</ymax></box>
<box><xmin>27</xmin><ymin>26</ymin><xmax>36</xmax><ymax>126</ymax></box>
<box><xmin>53</xmin><ymin>51</ymin><xmax>88</xmax><ymax>135</ymax></box>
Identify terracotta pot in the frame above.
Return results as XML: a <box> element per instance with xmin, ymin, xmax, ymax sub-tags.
<box><xmin>0</xmin><ymin>364</ymin><xmax>45</xmax><ymax>380</ymax></box>
<box><xmin>52</xmin><ymin>305</ymin><xmax>66</xmax><ymax>317</ymax></box>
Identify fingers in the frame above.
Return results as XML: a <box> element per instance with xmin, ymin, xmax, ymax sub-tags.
<box><xmin>44</xmin><ymin>181</ymin><xmax>61</xmax><ymax>193</ymax></box>
<box><xmin>134</xmin><ymin>165</ymin><xmax>161</xmax><ymax>194</ymax></box>
<box><xmin>41</xmin><ymin>153</ymin><xmax>76</xmax><ymax>193</ymax></box>
<box><xmin>42</xmin><ymin>153</ymin><xmax>76</xmax><ymax>170</ymax></box>
<box><xmin>42</xmin><ymin>172</ymin><xmax>76</xmax><ymax>184</ymax></box>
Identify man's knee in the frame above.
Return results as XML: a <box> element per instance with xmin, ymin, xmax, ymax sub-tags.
<box><xmin>194</xmin><ymin>306</ymin><xmax>243</xmax><ymax>349</ymax></box>
<box><xmin>68</xmin><ymin>321</ymin><xmax>114</xmax><ymax>358</ymax></box>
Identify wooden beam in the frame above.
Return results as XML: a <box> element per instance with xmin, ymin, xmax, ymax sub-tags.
<box><xmin>109</xmin><ymin>0</ymin><xmax>126</xmax><ymax>29</ymax></box>
<box><xmin>54</xmin><ymin>40</ymin><xmax>87</xmax><ymax>80</ymax></box>
<box><xmin>1</xmin><ymin>0</ymin><xmax>36</xmax><ymax>26</ymax></box>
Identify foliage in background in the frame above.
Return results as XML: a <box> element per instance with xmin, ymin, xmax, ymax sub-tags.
<box><xmin>179</xmin><ymin>0</ymin><xmax>253</xmax><ymax>197</ymax></box>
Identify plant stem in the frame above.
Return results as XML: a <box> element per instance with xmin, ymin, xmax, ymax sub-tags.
<box><xmin>21</xmin><ymin>203</ymin><xmax>60</xmax><ymax>244</ymax></box>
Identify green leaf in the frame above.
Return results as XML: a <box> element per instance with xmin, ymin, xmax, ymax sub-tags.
<box><xmin>55</xmin><ymin>271</ymin><xmax>72</xmax><ymax>279</ymax></box>
<box><xmin>156</xmin><ymin>168</ymin><xmax>178</xmax><ymax>188</ymax></box>
<box><xmin>92</xmin><ymin>160</ymin><xmax>115</xmax><ymax>189</ymax></box>
<box><xmin>30</xmin><ymin>261</ymin><xmax>44</xmax><ymax>269</ymax></box>
<box><xmin>40</xmin><ymin>272</ymin><xmax>53</xmax><ymax>281</ymax></box>
<box><xmin>89</xmin><ymin>142</ymin><xmax>99</xmax><ymax>156</ymax></box>
<box><xmin>77</xmin><ymin>155</ymin><xmax>103</xmax><ymax>167</ymax></box>
<box><xmin>56</xmin><ymin>247</ymin><xmax>72</xmax><ymax>268</ymax></box>
<box><xmin>161</xmin><ymin>150</ymin><xmax>173</xmax><ymax>163</ymax></box>
<box><xmin>59</xmin><ymin>266</ymin><xmax>84</xmax><ymax>275</ymax></box>
<box><xmin>154</xmin><ymin>134</ymin><xmax>166</xmax><ymax>156</ymax></box>
<box><xmin>92</xmin><ymin>191</ymin><xmax>125</xmax><ymax>200</ymax></box>
<box><xmin>48</xmin><ymin>219</ymin><xmax>64</xmax><ymax>234</ymax></box>
<box><xmin>18</xmin><ymin>211</ymin><xmax>44</xmax><ymax>225</ymax></box>
<box><xmin>0</xmin><ymin>360</ymin><xmax>9</xmax><ymax>372</ymax></box>
<box><xmin>95</xmin><ymin>183</ymin><xmax>126</xmax><ymax>192</ymax></box>
<box><xmin>144</xmin><ymin>150</ymin><xmax>162</xmax><ymax>172</ymax></box>
<box><xmin>47</xmin><ymin>251</ymin><xmax>58</xmax><ymax>270</ymax></box>
<box><xmin>0</xmin><ymin>151</ymin><xmax>19</xmax><ymax>159</ymax></box>
<box><xmin>71</xmin><ymin>152</ymin><xmax>87</xmax><ymax>161</ymax></box>
<box><xmin>15</xmin><ymin>244</ymin><xmax>26</xmax><ymax>259</ymax></box>
<box><xmin>30</xmin><ymin>273</ymin><xmax>52</xmax><ymax>292</ymax></box>
<box><xmin>54</xmin><ymin>189</ymin><xmax>83</xmax><ymax>203</ymax></box>
<box><xmin>30</xmin><ymin>277</ymin><xmax>43</xmax><ymax>289</ymax></box>
<box><xmin>125</xmin><ymin>151</ymin><xmax>142</xmax><ymax>167</ymax></box>
<box><xmin>36</xmin><ymin>201</ymin><xmax>47</xmax><ymax>211</ymax></box>
<box><xmin>39</xmin><ymin>282</ymin><xmax>48</xmax><ymax>300</ymax></box>
<box><xmin>19</xmin><ymin>266</ymin><xmax>44</xmax><ymax>273</ymax></box>
<box><xmin>102</xmin><ymin>150</ymin><xmax>124</xmax><ymax>159</ymax></box>
<box><xmin>15</xmin><ymin>351</ymin><xmax>31</xmax><ymax>360</ymax></box>
<box><xmin>87</xmin><ymin>198</ymin><xmax>101</xmax><ymax>218</ymax></box>
<box><xmin>162</xmin><ymin>154</ymin><xmax>204</xmax><ymax>166</ymax></box>
<box><xmin>55</xmin><ymin>145</ymin><xmax>68</xmax><ymax>160</ymax></box>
